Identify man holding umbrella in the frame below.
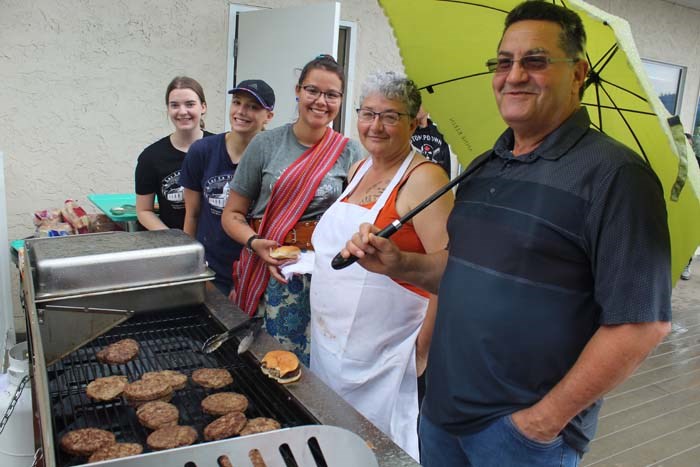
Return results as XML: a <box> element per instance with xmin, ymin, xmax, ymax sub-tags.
<box><xmin>342</xmin><ymin>1</ymin><xmax>671</xmax><ymax>465</ymax></box>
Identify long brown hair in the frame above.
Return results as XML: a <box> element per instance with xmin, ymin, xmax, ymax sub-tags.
<box><xmin>165</xmin><ymin>76</ymin><xmax>207</xmax><ymax>129</ymax></box>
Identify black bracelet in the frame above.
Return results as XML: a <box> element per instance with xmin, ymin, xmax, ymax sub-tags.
<box><xmin>246</xmin><ymin>234</ymin><xmax>260</xmax><ymax>253</ymax></box>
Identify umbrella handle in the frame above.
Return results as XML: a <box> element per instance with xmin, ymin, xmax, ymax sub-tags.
<box><xmin>330</xmin><ymin>222</ymin><xmax>400</xmax><ymax>270</ymax></box>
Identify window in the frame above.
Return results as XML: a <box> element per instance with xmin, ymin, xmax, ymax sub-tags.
<box><xmin>642</xmin><ymin>59</ymin><xmax>685</xmax><ymax>115</ymax></box>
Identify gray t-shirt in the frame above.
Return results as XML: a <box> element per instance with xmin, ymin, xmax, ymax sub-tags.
<box><xmin>231</xmin><ymin>123</ymin><xmax>363</xmax><ymax>220</ymax></box>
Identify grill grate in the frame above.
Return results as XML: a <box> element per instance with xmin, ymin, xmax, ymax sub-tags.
<box><xmin>46</xmin><ymin>306</ymin><xmax>318</xmax><ymax>467</ymax></box>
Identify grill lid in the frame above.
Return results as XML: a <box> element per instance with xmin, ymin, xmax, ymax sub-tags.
<box><xmin>25</xmin><ymin>230</ymin><xmax>215</xmax><ymax>364</ymax></box>
<box><xmin>28</xmin><ymin>230</ymin><xmax>214</xmax><ymax>303</ymax></box>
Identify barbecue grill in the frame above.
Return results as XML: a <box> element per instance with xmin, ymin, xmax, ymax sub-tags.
<box><xmin>19</xmin><ymin>230</ymin><xmax>418</xmax><ymax>467</ymax></box>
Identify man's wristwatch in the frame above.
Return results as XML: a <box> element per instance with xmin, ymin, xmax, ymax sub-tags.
<box><xmin>246</xmin><ymin>234</ymin><xmax>260</xmax><ymax>253</ymax></box>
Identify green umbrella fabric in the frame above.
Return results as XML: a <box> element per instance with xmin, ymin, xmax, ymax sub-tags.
<box><xmin>378</xmin><ymin>0</ymin><xmax>700</xmax><ymax>283</ymax></box>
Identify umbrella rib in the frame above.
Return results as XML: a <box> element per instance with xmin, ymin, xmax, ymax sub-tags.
<box><xmin>596</xmin><ymin>83</ymin><xmax>651</xmax><ymax>164</ymax></box>
<box><xmin>592</xmin><ymin>43</ymin><xmax>618</xmax><ymax>73</ymax></box>
<box><xmin>598</xmin><ymin>77</ymin><xmax>649</xmax><ymax>103</ymax></box>
<box><xmin>581</xmin><ymin>103</ymin><xmax>656</xmax><ymax>116</ymax></box>
<box><xmin>419</xmin><ymin>71</ymin><xmax>494</xmax><ymax>93</ymax></box>
<box><xmin>436</xmin><ymin>0</ymin><xmax>510</xmax><ymax>14</ymax></box>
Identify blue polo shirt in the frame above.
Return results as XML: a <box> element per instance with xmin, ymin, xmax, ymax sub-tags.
<box><xmin>422</xmin><ymin>108</ymin><xmax>671</xmax><ymax>453</ymax></box>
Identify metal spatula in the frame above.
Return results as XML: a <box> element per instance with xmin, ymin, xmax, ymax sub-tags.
<box><xmin>201</xmin><ymin>317</ymin><xmax>263</xmax><ymax>354</ymax></box>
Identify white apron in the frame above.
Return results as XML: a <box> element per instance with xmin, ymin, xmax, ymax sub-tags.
<box><xmin>310</xmin><ymin>151</ymin><xmax>428</xmax><ymax>461</ymax></box>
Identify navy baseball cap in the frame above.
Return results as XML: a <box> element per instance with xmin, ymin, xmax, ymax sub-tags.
<box><xmin>228</xmin><ymin>79</ymin><xmax>275</xmax><ymax>110</ymax></box>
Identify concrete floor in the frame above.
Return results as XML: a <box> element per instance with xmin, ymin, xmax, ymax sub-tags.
<box><xmin>583</xmin><ymin>268</ymin><xmax>700</xmax><ymax>467</ymax></box>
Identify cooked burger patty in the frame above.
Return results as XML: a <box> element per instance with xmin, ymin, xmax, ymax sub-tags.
<box><xmin>201</xmin><ymin>392</ymin><xmax>249</xmax><ymax>416</ymax></box>
<box><xmin>123</xmin><ymin>377</ymin><xmax>173</xmax><ymax>405</ymax></box>
<box><xmin>59</xmin><ymin>428</ymin><xmax>116</xmax><ymax>457</ymax></box>
<box><xmin>88</xmin><ymin>442</ymin><xmax>143</xmax><ymax>463</ymax></box>
<box><xmin>142</xmin><ymin>370</ymin><xmax>187</xmax><ymax>390</ymax></box>
<box><xmin>239</xmin><ymin>417</ymin><xmax>281</xmax><ymax>436</ymax></box>
<box><xmin>136</xmin><ymin>401</ymin><xmax>179</xmax><ymax>430</ymax></box>
<box><xmin>86</xmin><ymin>375</ymin><xmax>128</xmax><ymax>401</ymax></box>
<box><xmin>192</xmin><ymin>368</ymin><xmax>233</xmax><ymax>389</ymax></box>
<box><xmin>204</xmin><ymin>411</ymin><xmax>247</xmax><ymax>441</ymax></box>
<box><xmin>146</xmin><ymin>425</ymin><xmax>198</xmax><ymax>450</ymax></box>
<box><xmin>96</xmin><ymin>339</ymin><xmax>139</xmax><ymax>364</ymax></box>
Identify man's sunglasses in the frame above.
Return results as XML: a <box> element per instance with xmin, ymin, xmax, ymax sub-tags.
<box><xmin>486</xmin><ymin>56</ymin><xmax>579</xmax><ymax>73</ymax></box>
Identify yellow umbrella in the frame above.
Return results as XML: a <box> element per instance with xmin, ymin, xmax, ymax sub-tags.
<box><xmin>378</xmin><ymin>0</ymin><xmax>700</xmax><ymax>282</ymax></box>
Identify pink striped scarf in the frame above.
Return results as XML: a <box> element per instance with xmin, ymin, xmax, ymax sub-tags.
<box><xmin>234</xmin><ymin>127</ymin><xmax>349</xmax><ymax>316</ymax></box>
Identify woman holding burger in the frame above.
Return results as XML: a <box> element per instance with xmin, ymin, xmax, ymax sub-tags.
<box><xmin>222</xmin><ymin>55</ymin><xmax>362</xmax><ymax>366</ymax></box>
<box><xmin>309</xmin><ymin>71</ymin><xmax>454</xmax><ymax>461</ymax></box>
<box><xmin>180</xmin><ymin>79</ymin><xmax>275</xmax><ymax>297</ymax></box>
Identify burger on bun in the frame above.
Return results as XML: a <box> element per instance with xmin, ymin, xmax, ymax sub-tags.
<box><xmin>260</xmin><ymin>350</ymin><xmax>301</xmax><ymax>384</ymax></box>
<box><xmin>269</xmin><ymin>245</ymin><xmax>301</xmax><ymax>260</ymax></box>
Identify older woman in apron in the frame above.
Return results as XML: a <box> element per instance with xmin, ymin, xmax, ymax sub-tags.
<box><xmin>309</xmin><ymin>72</ymin><xmax>454</xmax><ymax>461</ymax></box>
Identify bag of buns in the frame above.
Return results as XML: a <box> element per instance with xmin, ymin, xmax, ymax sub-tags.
<box><xmin>61</xmin><ymin>199</ymin><xmax>91</xmax><ymax>234</ymax></box>
<box><xmin>33</xmin><ymin>208</ymin><xmax>62</xmax><ymax>227</ymax></box>
<box><xmin>37</xmin><ymin>222</ymin><xmax>73</xmax><ymax>237</ymax></box>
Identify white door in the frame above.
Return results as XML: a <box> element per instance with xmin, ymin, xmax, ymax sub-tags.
<box><xmin>226</xmin><ymin>2</ymin><xmax>341</xmax><ymax>131</ymax></box>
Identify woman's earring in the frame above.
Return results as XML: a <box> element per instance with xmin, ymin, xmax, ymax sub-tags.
<box><xmin>295</xmin><ymin>96</ymin><xmax>299</xmax><ymax>102</ymax></box>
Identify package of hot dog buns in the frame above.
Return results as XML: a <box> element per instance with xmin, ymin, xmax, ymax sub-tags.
<box><xmin>61</xmin><ymin>199</ymin><xmax>91</xmax><ymax>234</ymax></box>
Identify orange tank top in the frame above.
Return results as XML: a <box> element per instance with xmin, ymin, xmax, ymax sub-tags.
<box><xmin>343</xmin><ymin>161</ymin><xmax>431</xmax><ymax>298</ymax></box>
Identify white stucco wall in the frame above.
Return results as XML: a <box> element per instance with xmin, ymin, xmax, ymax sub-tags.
<box><xmin>1</xmin><ymin>0</ymin><xmax>699</xmax><ymax>333</ymax></box>
<box><xmin>587</xmin><ymin>0</ymin><xmax>700</xmax><ymax>132</ymax></box>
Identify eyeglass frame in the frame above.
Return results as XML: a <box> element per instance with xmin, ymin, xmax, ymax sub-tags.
<box><xmin>486</xmin><ymin>55</ymin><xmax>580</xmax><ymax>73</ymax></box>
<box><xmin>356</xmin><ymin>108</ymin><xmax>411</xmax><ymax>126</ymax></box>
<box><xmin>300</xmin><ymin>85</ymin><xmax>343</xmax><ymax>102</ymax></box>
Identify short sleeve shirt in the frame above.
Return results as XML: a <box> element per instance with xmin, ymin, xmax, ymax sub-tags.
<box><xmin>180</xmin><ymin>133</ymin><xmax>242</xmax><ymax>288</ymax></box>
<box><xmin>134</xmin><ymin>132</ymin><xmax>213</xmax><ymax>229</ymax></box>
<box><xmin>423</xmin><ymin>108</ymin><xmax>672</xmax><ymax>453</ymax></box>
<box><xmin>231</xmin><ymin>124</ymin><xmax>363</xmax><ymax>220</ymax></box>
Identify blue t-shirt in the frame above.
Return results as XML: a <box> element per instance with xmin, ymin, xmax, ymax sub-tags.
<box><xmin>180</xmin><ymin>133</ymin><xmax>242</xmax><ymax>290</ymax></box>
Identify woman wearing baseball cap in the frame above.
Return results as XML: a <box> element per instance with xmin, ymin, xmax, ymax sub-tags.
<box><xmin>222</xmin><ymin>55</ymin><xmax>363</xmax><ymax>365</ymax></box>
<box><xmin>180</xmin><ymin>79</ymin><xmax>275</xmax><ymax>296</ymax></box>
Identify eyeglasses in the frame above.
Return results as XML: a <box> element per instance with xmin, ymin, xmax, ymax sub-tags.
<box><xmin>301</xmin><ymin>85</ymin><xmax>343</xmax><ymax>102</ymax></box>
<box><xmin>486</xmin><ymin>56</ymin><xmax>579</xmax><ymax>73</ymax></box>
<box><xmin>356</xmin><ymin>108</ymin><xmax>409</xmax><ymax>126</ymax></box>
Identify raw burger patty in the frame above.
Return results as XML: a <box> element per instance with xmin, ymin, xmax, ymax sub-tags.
<box><xmin>123</xmin><ymin>377</ymin><xmax>173</xmax><ymax>405</ymax></box>
<box><xmin>192</xmin><ymin>368</ymin><xmax>233</xmax><ymax>389</ymax></box>
<box><xmin>142</xmin><ymin>370</ymin><xmax>187</xmax><ymax>390</ymax></box>
<box><xmin>60</xmin><ymin>428</ymin><xmax>116</xmax><ymax>457</ymax></box>
<box><xmin>88</xmin><ymin>442</ymin><xmax>143</xmax><ymax>463</ymax></box>
<box><xmin>204</xmin><ymin>412</ymin><xmax>247</xmax><ymax>441</ymax></box>
<box><xmin>136</xmin><ymin>401</ymin><xmax>179</xmax><ymax>430</ymax></box>
<box><xmin>86</xmin><ymin>375</ymin><xmax>128</xmax><ymax>401</ymax></box>
<box><xmin>201</xmin><ymin>392</ymin><xmax>248</xmax><ymax>416</ymax></box>
<box><xmin>146</xmin><ymin>425</ymin><xmax>198</xmax><ymax>450</ymax></box>
<box><xmin>240</xmin><ymin>417</ymin><xmax>281</xmax><ymax>436</ymax></box>
<box><xmin>96</xmin><ymin>339</ymin><xmax>140</xmax><ymax>364</ymax></box>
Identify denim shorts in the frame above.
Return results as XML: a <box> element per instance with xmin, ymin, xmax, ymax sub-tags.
<box><xmin>419</xmin><ymin>413</ymin><xmax>581</xmax><ymax>467</ymax></box>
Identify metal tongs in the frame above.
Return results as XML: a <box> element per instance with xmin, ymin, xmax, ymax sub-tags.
<box><xmin>201</xmin><ymin>317</ymin><xmax>264</xmax><ymax>354</ymax></box>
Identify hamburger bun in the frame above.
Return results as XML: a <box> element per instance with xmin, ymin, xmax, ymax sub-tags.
<box><xmin>269</xmin><ymin>245</ymin><xmax>301</xmax><ymax>260</ymax></box>
<box><xmin>260</xmin><ymin>350</ymin><xmax>301</xmax><ymax>384</ymax></box>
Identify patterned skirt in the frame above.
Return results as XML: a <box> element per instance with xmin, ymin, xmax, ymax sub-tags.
<box><xmin>257</xmin><ymin>274</ymin><xmax>311</xmax><ymax>366</ymax></box>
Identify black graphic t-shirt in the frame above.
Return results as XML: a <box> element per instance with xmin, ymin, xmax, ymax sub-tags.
<box><xmin>411</xmin><ymin>119</ymin><xmax>451</xmax><ymax>175</ymax></box>
<box><xmin>135</xmin><ymin>132</ymin><xmax>213</xmax><ymax>229</ymax></box>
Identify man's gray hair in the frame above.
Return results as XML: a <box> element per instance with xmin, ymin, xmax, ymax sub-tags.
<box><xmin>359</xmin><ymin>71</ymin><xmax>422</xmax><ymax>118</ymax></box>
